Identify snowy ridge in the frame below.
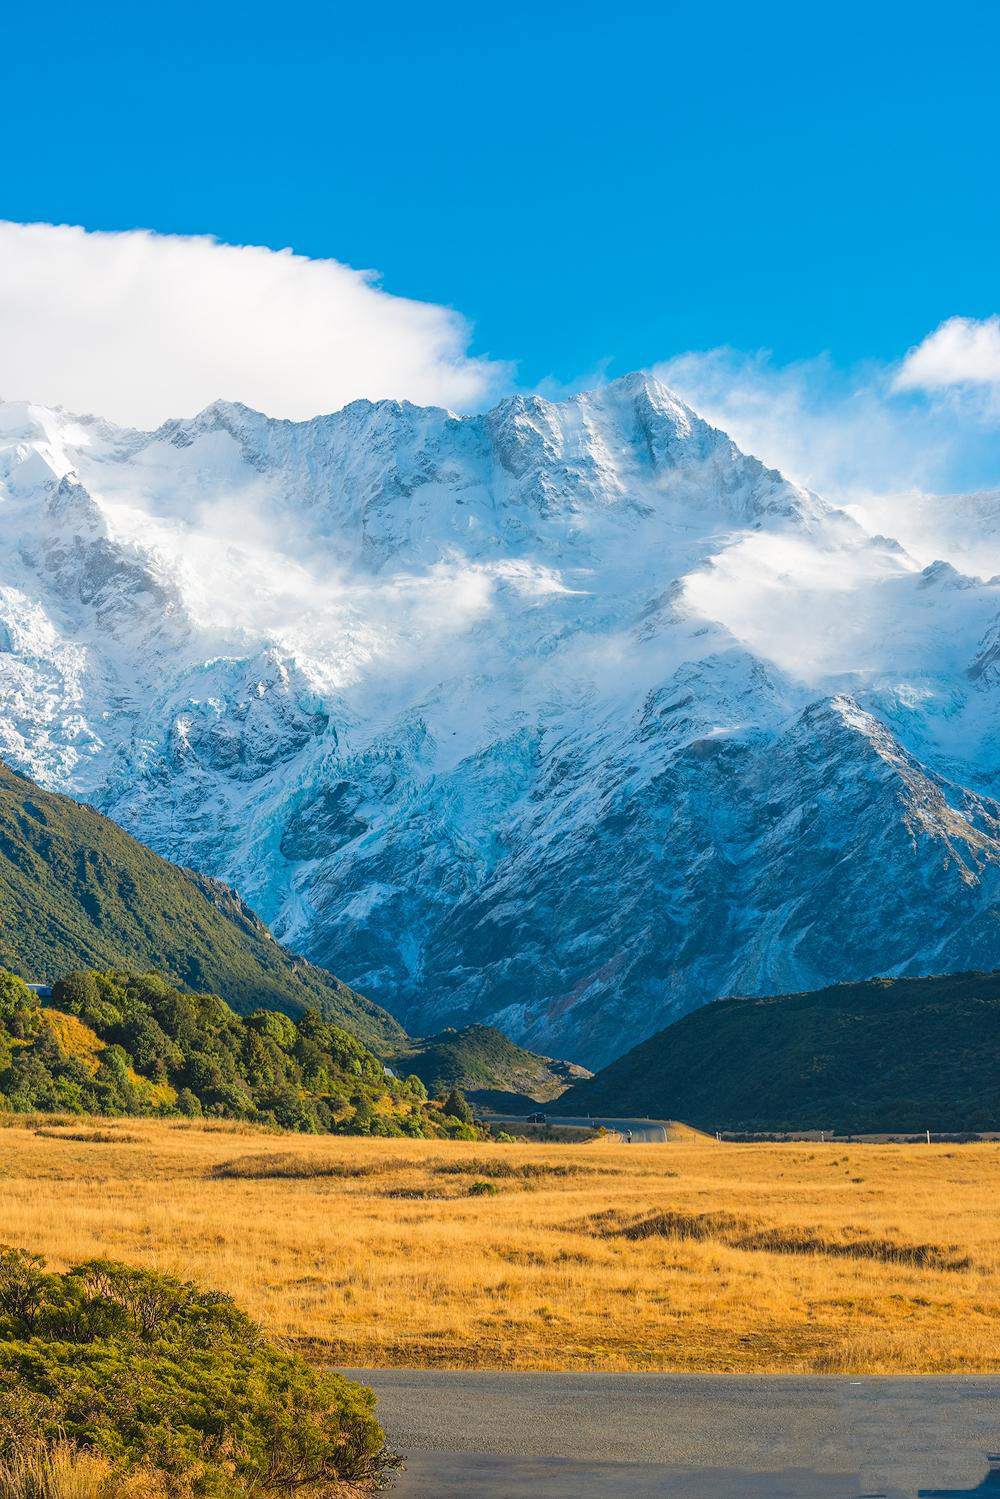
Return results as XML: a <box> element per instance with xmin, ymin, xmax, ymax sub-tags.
<box><xmin>2</xmin><ymin>374</ymin><xmax>1000</xmax><ymax>1065</ymax></box>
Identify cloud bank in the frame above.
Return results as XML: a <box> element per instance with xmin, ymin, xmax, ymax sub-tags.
<box><xmin>654</xmin><ymin>334</ymin><xmax>1000</xmax><ymax>506</ymax></box>
<box><xmin>1</xmin><ymin>218</ymin><xmax>996</xmax><ymax>506</ymax></box>
<box><xmin>0</xmin><ymin>221</ymin><xmax>509</xmax><ymax>428</ymax></box>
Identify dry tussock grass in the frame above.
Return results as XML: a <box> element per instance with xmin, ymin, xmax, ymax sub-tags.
<box><xmin>0</xmin><ymin>1442</ymin><xmax>204</xmax><ymax>1499</ymax></box>
<box><xmin>585</xmin><ymin>1207</ymin><xmax>974</xmax><ymax>1270</ymax></box>
<box><xmin>0</xmin><ymin>1120</ymin><xmax>996</xmax><ymax>1374</ymax></box>
<box><xmin>209</xmin><ymin>1152</ymin><xmax>387</xmax><ymax>1181</ymax></box>
<box><xmin>0</xmin><ymin>1442</ymin><xmax>159</xmax><ymax>1499</ymax></box>
<box><xmin>32</xmin><ymin>1128</ymin><xmax>146</xmax><ymax>1145</ymax></box>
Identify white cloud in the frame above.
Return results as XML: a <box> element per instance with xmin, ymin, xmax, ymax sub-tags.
<box><xmin>0</xmin><ymin>221</ymin><xmax>509</xmax><ymax>428</ymax></box>
<box><xmin>895</xmin><ymin>315</ymin><xmax>1000</xmax><ymax>393</ymax></box>
<box><xmin>653</xmin><ymin>344</ymin><xmax>1000</xmax><ymax>506</ymax></box>
<box><xmin>652</xmin><ymin>347</ymin><xmax>945</xmax><ymax>500</ymax></box>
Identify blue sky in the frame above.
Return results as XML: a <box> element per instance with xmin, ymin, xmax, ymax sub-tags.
<box><xmin>2</xmin><ymin>0</ymin><xmax>998</xmax><ymax>493</ymax></box>
<box><xmin>6</xmin><ymin>0</ymin><xmax>998</xmax><ymax>380</ymax></box>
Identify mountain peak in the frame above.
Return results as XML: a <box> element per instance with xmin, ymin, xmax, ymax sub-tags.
<box><xmin>601</xmin><ymin>367</ymin><xmax>687</xmax><ymax>405</ymax></box>
<box><xmin>4</xmin><ymin>375</ymin><xmax>1000</xmax><ymax>1069</ymax></box>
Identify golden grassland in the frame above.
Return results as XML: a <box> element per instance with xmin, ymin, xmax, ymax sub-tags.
<box><xmin>0</xmin><ymin>1116</ymin><xmax>996</xmax><ymax>1375</ymax></box>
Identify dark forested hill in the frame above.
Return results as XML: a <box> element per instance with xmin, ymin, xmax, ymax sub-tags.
<box><xmin>554</xmin><ymin>972</ymin><xmax>1000</xmax><ymax>1133</ymax></box>
<box><xmin>392</xmin><ymin>1023</ymin><xmax>591</xmax><ymax>1105</ymax></box>
<box><xmin>0</xmin><ymin>760</ymin><xmax>403</xmax><ymax>1049</ymax></box>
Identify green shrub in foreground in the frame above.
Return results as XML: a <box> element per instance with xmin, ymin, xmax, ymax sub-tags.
<box><xmin>0</xmin><ymin>1249</ymin><xmax>392</xmax><ymax>1496</ymax></box>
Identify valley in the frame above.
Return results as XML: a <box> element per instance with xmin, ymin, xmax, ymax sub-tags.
<box><xmin>3</xmin><ymin>16</ymin><xmax>997</xmax><ymax>1494</ymax></box>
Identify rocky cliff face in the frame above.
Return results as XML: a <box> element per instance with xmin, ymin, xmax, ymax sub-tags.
<box><xmin>2</xmin><ymin>376</ymin><xmax>1000</xmax><ymax>1066</ymax></box>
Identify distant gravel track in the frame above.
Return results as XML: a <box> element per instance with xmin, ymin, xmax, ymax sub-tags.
<box><xmin>553</xmin><ymin>1114</ymin><xmax>671</xmax><ymax>1142</ymax></box>
<box><xmin>481</xmin><ymin>1113</ymin><xmax>703</xmax><ymax>1143</ymax></box>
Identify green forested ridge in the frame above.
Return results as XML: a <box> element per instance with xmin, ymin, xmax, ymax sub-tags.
<box><xmin>0</xmin><ymin>759</ymin><xmax>403</xmax><ymax>1049</ymax></box>
<box><xmin>555</xmin><ymin>971</ymin><xmax>1000</xmax><ymax>1133</ymax></box>
<box><xmin>0</xmin><ymin>967</ymin><xmax>478</xmax><ymax>1137</ymax></box>
<box><xmin>392</xmin><ymin>1023</ymin><xmax>591</xmax><ymax>1103</ymax></box>
<box><xmin>0</xmin><ymin>1248</ymin><xmax>391</xmax><ymax>1494</ymax></box>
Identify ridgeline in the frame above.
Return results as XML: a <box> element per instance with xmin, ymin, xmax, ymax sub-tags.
<box><xmin>0</xmin><ymin>759</ymin><xmax>403</xmax><ymax>1049</ymax></box>
<box><xmin>555</xmin><ymin>971</ymin><xmax>1000</xmax><ymax>1133</ymax></box>
<box><xmin>393</xmin><ymin>1023</ymin><xmax>591</xmax><ymax>1107</ymax></box>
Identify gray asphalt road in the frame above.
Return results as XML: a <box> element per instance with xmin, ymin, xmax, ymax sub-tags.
<box><xmin>341</xmin><ymin>1370</ymin><xmax>1000</xmax><ymax>1498</ymax></box>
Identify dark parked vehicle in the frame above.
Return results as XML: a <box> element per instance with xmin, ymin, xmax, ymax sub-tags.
<box><xmin>526</xmin><ymin>1112</ymin><xmax>547</xmax><ymax>1124</ymax></box>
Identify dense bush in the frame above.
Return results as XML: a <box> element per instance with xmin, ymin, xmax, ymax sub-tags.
<box><xmin>0</xmin><ymin>968</ymin><xmax>481</xmax><ymax>1139</ymax></box>
<box><xmin>0</xmin><ymin>1249</ymin><xmax>392</xmax><ymax>1496</ymax></box>
<box><xmin>442</xmin><ymin>1087</ymin><xmax>473</xmax><ymax>1124</ymax></box>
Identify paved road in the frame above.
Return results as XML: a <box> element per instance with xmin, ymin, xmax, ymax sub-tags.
<box><xmin>342</xmin><ymin>1370</ymin><xmax>1000</xmax><ymax>1498</ymax></box>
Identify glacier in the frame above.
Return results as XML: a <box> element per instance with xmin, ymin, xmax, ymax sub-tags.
<box><xmin>2</xmin><ymin>373</ymin><xmax>1000</xmax><ymax>1066</ymax></box>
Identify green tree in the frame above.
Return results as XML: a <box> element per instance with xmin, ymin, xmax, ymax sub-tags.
<box><xmin>0</xmin><ymin>971</ymin><xmax>39</xmax><ymax>1039</ymax></box>
<box><xmin>0</xmin><ymin>965</ymin><xmax>482</xmax><ymax>1140</ymax></box>
<box><xmin>443</xmin><ymin>1086</ymin><xmax>473</xmax><ymax>1124</ymax></box>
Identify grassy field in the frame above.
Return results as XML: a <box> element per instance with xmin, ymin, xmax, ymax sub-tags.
<box><xmin>0</xmin><ymin>1117</ymin><xmax>996</xmax><ymax>1374</ymax></box>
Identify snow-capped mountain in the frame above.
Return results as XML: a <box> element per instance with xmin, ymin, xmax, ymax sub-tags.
<box><xmin>3</xmin><ymin>374</ymin><xmax>1000</xmax><ymax>1066</ymax></box>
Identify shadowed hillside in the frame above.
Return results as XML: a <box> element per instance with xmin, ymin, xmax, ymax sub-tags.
<box><xmin>554</xmin><ymin>972</ymin><xmax>1000</xmax><ymax>1133</ymax></box>
<box><xmin>0</xmin><ymin>759</ymin><xmax>403</xmax><ymax>1048</ymax></box>
<box><xmin>393</xmin><ymin>1023</ymin><xmax>590</xmax><ymax>1103</ymax></box>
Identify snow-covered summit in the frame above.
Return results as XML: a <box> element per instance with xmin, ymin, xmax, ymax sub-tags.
<box><xmin>2</xmin><ymin>374</ymin><xmax>1000</xmax><ymax>1064</ymax></box>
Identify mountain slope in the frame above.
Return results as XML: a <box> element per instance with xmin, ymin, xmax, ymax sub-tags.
<box><xmin>554</xmin><ymin>971</ymin><xmax>1000</xmax><ymax>1132</ymax></box>
<box><xmin>5</xmin><ymin>377</ymin><xmax>1000</xmax><ymax>1064</ymax></box>
<box><xmin>391</xmin><ymin>1024</ymin><xmax>590</xmax><ymax>1102</ymax></box>
<box><xmin>0</xmin><ymin>759</ymin><xmax>403</xmax><ymax>1048</ymax></box>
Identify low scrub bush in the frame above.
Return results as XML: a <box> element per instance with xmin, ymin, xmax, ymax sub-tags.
<box><xmin>0</xmin><ymin>1249</ymin><xmax>393</xmax><ymax>1496</ymax></box>
<box><xmin>435</xmin><ymin>1157</ymin><xmax>590</xmax><ymax>1180</ymax></box>
<box><xmin>587</xmin><ymin>1209</ymin><xmax>973</xmax><ymax>1271</ymax></box>
<box><xmin>32</xmin><ymin>1129</ymin><xmax>145</xmax><ymax>1145</ymax></box>
<box><xmin>209</xmin><ymin>1152</ymin><xmax>414</xmax><ymax>1180</ymax></box>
